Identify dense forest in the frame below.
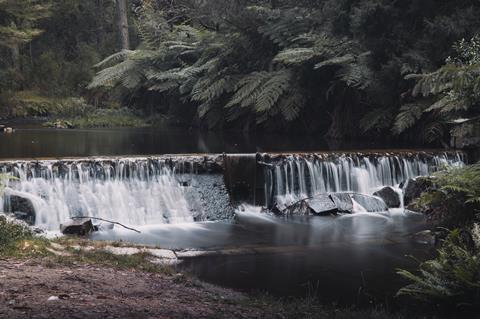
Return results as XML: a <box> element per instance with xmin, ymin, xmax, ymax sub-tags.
<box><xmin>1</xmin><ymin>0</ymin><xmax>479</xmax><ymax>148</ymax></box>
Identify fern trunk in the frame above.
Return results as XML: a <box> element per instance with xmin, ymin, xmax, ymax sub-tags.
<box><xmin>115</xmin><ymin>0</ymin><xmax>130</xmax><ymax>50</ymax></box>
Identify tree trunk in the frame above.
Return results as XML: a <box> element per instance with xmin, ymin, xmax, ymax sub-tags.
<box><xmin>115</xmin><ymin>0</ymin><xmax>130</xmax><ymax>50</ymax></box>
<box><xmin>11</xmin><ymin>44</ymin><xmax>20</xmax><ymax>70</ymax></box>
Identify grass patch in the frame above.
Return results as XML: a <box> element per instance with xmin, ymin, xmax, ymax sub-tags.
<box><xmin>59</xmin><ymin>249</ymin><xmax>174</xmax><ymax>274</ymax></box>
<box><xmin>0</xmin><ymin>215</ymin><xmax>51</xmax><ymax>257</ymax></box>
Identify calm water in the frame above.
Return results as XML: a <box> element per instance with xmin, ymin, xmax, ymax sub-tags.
<box><xmin>92</xmin><ymin>209</ymin><xmax>432</xmax><ymax>305</ymax></box>
<box><xmin>0</xmin><ymin>127</ymin><xmax>416</xmax><ymax>159</ymax></box>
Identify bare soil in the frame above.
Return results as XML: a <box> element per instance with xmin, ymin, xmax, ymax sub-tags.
<box><xmin>0</xmin><ymin>259</ymin><xmax>273</xmax><ymax>319</ymax></box>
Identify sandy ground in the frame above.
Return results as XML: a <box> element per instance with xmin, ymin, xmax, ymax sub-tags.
<box><xmin>0</xmin><ymin>259</ymin><xmax>273</xmax><ymax>319</ymax></box>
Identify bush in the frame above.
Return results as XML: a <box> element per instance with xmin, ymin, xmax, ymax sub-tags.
<box><xmin>397</xmin><ymin>227</ymin><xmax>480</xmax><ymax>311</ymax></box>
<box><xmin>0</xmin><ymin>216</ymin><xmax>33</xmax><ymax>254</ymax></box>
<box><xmin>409</xmin><ymin>164</ymin><xmax>480</xmax><ymax>227</ymax></box>
<box><xmin>7</xmin><ymin>91</ymin><xmax>94</xmax><ymax>118</ymax></box>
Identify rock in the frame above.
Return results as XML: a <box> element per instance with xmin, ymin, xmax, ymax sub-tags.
<box><xmin>60</xmin><ymin>218</ymin><xmax>95</xmax><ymax>236</ymax></box>
<box><xmin>330</xmin><ymin>193</ymin><xmax>353</xmax><ymax>213</ymax></box>
<box><xmin>373</xmin><ymin>187</ymin><xmax>401</xmax><ymax>208</ymax></box>
<box><xmin>403</xmin><ymin>177</ymin><xmax>434</xmax><ymax>206</ymax></box>
<box><xmin>3</xmin><ymin>194</ymin><xmax>36</xmax><ymax>225</ymax></box>
<box><xmin>351</xmin><ymin>193</ymin><xmax>388</xmax><ymax>212</ymax></box>
<box><xmin>305</xmin><ymin>194</ymin><xmax>337</xmax><ymax>215</ymax></box>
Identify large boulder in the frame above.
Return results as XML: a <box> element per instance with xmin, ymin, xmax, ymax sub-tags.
<box><xmin>373</xmin><ymin>186</ymin><xmax>401</xmax><ymax>208</ymax></box>
<box><xmin>403</xmin><ymin>177</ymin><xmax>434</xmax><ymax>206</ymax></box>
<box><xmin>60</xmin><ymin>218</ymin><xmax>95</xmax><ymax>236</ymax></box>
<box><xmin>3</xmin><ymin>194</ymin><xmax>36</xmax><ymax>225</ymax></box>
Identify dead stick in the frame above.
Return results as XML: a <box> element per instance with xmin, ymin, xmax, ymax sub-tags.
<box><xmin>72</xmin><ymin>216</ymin><xmax>141</xmax><ymax>233</ymax></box>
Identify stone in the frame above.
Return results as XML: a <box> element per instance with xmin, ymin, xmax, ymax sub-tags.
<box><xmin>373</xmin><ymin>186</ymin><xmax>401</xmax><ymax>208</ymax></box>
<box><xmin>3</xmin><ymin>194</ymin><xmax>36</xmax><ymax>225</ymax></box>
<box><xmin>305</xmin><ymin>194</ymin><xmax>337</xmax><ymax>215</ymax></box>
<box><xmin>60</xmin><ymin>218</ymin><xmax>95</xmax><ymax>236</ymax></box>
<box><xmin>330</xmin><ymin>193</ymin><xmax>353</xmax><ymax>213</ymax></box>
<box><xmin>351</xmin><ymin>193</ymin><xmax>388</xmax><ymax>212</ymax></box>
<box><xmin>403</xmin><ymin>177</ymin><xmax>433</xmax><ymax>206</ymax></box>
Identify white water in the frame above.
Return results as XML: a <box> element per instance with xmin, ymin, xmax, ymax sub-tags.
<box><xmin>265</xmin><ymin>152</ymin><xmax>465</xmax><ymax>207</ymax></box>
<box><xmin>0</xmin><ymin>152</ymin><xmax>466</xmax><ymax>231</ymax></box>
<box><xmin>1</xmin><ymin>159</ymin><xmax>194</xmax><ymax>230</ymax></box>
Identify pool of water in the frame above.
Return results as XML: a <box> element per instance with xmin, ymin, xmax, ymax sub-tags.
<box><xmin>0</xmin><ymin>127</ymin><xmax>419</xmax><ymax>159</ymax></box>
<box><xmin>91</xmin><ymin>208</ymin><xmax>433</xmax><ymax>305</ymax></box>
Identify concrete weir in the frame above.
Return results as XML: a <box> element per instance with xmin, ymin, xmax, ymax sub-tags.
<box><xmin>0</xmin><ymin>150</ymin><xmax>466</xmax><ymax>231</ymax></box>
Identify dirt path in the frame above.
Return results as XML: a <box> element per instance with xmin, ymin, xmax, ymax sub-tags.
<box><xmin>0</xmin><ymin>259</ymin><xmax>271</xmax><ymax>319</ymax></box>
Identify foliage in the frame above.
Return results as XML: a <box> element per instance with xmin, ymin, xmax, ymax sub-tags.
<box><xmin>45</xmin><ymin>108</ymin><xmax>148</xmax><ymax>129</ymax></box>
<box><xmin>397</xmin><ymin>227</ymin><xmax>480</xmax><ymax>310</ymax></box>
<box><xmin>89</xmin><ymin>1</ymin><xmax>374</xmax><ymax>131</ymax></box>
<box><xmin>0</xmin><ymin>215</ymin><xmax>33</xmax><ymax>254</ymax></box>
<box><xmin>6</xmin><ymin>92</ymin><xmax>93</xmax><ymax>117</ymax></box>
<box><xmin>410</xmin><ymin>164</ymin><xmax>480</xmax><ymax>227</ymax></box>
<box><xmin>435</xmin><ymin>164</ymin><xmax>480</xmax><ymax>205</ymax></box>
<box><xmin>394</xmin><ymin>35</ymin><xmax>480</xmax><ymax>144</ymax></box>
<box><xmin>0</xmin><ymin>0</ymin><xmax>50</xmax><ymax>49</ymax></box>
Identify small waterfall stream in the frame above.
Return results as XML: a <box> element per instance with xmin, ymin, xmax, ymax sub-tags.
<box><xmin>0</xmin><ymin>151</ymin><xmax>466</xmax><ymax>231</ymax></box>
<box><xmin>262</xmin><ymin>152</ymin><xmax>465</xmax><ymax>208</ymax></box>
<box><xmin>0</xmin><ymin>156</ymin><xmax>229</xmax><ymax>230</ymax></box>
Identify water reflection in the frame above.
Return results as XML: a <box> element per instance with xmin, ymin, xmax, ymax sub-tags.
<box><xmin>90</xmin><ymin>208</ymin><xmax>431</xmax><ymax>304</ymax></box>
<box><xmin>0</xmin><ymin>127</ymin><xmax>419</xmax><ymax>159</ymax></box>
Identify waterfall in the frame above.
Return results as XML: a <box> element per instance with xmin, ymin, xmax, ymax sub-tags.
<box><xmin>263</xmin><ymin>152</ymin><xmax>466</xmax><ymax>207</ymax></box>
<box><xmin>0</xmin><ymin>157</ymin><xmax>227</xmax><ymax>230</ymax></box>
<box><xmin>0</xmin><ymin>151</ymin><xmax>467</xmax><ymax>230</ymax></box>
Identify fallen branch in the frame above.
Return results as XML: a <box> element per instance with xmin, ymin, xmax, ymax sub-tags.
<box><xmin>71</xmin><ymin>216</ymin><xmax>141</xmax><ymax>233</ymax></box>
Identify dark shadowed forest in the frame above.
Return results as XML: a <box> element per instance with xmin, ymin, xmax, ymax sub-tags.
<box><xmin>0</xmin><ymin>0</ymin><xmax>479</xmax><ymax>149</ymax></box>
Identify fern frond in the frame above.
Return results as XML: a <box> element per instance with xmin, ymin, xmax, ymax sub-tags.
<box><xmin>273</xmin><ymin>48</ymin><xmax>315</xmax><ymax>65</ymax></box>
<box><xmin>254</xmin><ymin>70</ymin><xmax>292</xmax><ymax>113</ymax></box>
<box><xmin>88</xmin><ymin>60</ymin><xmax>137</xmax><ymax>89</ymax></box>
<box><xmin>226</xmin><ymin>72</ymin><xmax>271</xmax><ymax>108</ymax></box>
<box><xmin>94</xmin><ymin>50</ymin><xmax>135</xmax><ymax>68</ymax></box>
<box><xmin>392</xmin><ymin>102</ymin><xmax>428</xmax><ymax>134</ymax></box>
<box><xmin>277</xmin><ymin>88</ymin><xmax>305</xmax><ymax>121</ymax></box>
<box><xmin>314</xmin><ymin>54</ymin><xmax>355</xmax><ymax>70</ymax></box>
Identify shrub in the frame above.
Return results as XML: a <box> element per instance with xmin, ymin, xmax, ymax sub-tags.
<box><xmin>0</xmin><ymin>216</ymin><xmax>33</xmax><ymax>254</ymax></box>
<box><xmin>397</xmin><ymin>227</ymin><xmax>480</xmax><ymax>310</ymax></box>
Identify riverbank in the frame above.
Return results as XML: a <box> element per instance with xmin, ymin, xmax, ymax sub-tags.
<box><xmin>0</xmin><ymin>255</ymin><xmax>408</xmax><ymax>319</ymax></box>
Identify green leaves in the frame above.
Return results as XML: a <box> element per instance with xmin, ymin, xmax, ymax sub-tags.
<box><xmin>392</xmin><ymin>102</ymin><xmax>428</xmax><ymax>135</ymax></box>
<box><xmin>397</xmin><ymin>227</ymin><xmax>480</xmax><ymax>307</ymax></box>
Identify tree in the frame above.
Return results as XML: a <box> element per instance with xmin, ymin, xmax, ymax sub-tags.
<box><xmin>115</xmin><ymin>0</ymin><xmax>130</xmax><ymax>50</ymax></box>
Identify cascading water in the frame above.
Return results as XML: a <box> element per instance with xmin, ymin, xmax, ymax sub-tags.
<box><xmin>0</xmin><ymin>157</ymin><xmax>228</xmax><ymax>230</ymax></box>
<box><xmin>262</xmin><ymin>152</ymin><xmax>466</xmax><ymax>208</ymax></box>
<box><xmin>0</xmin><ymin>151</ymin><xmax>467</xmax><ymax>231</ymax></box>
